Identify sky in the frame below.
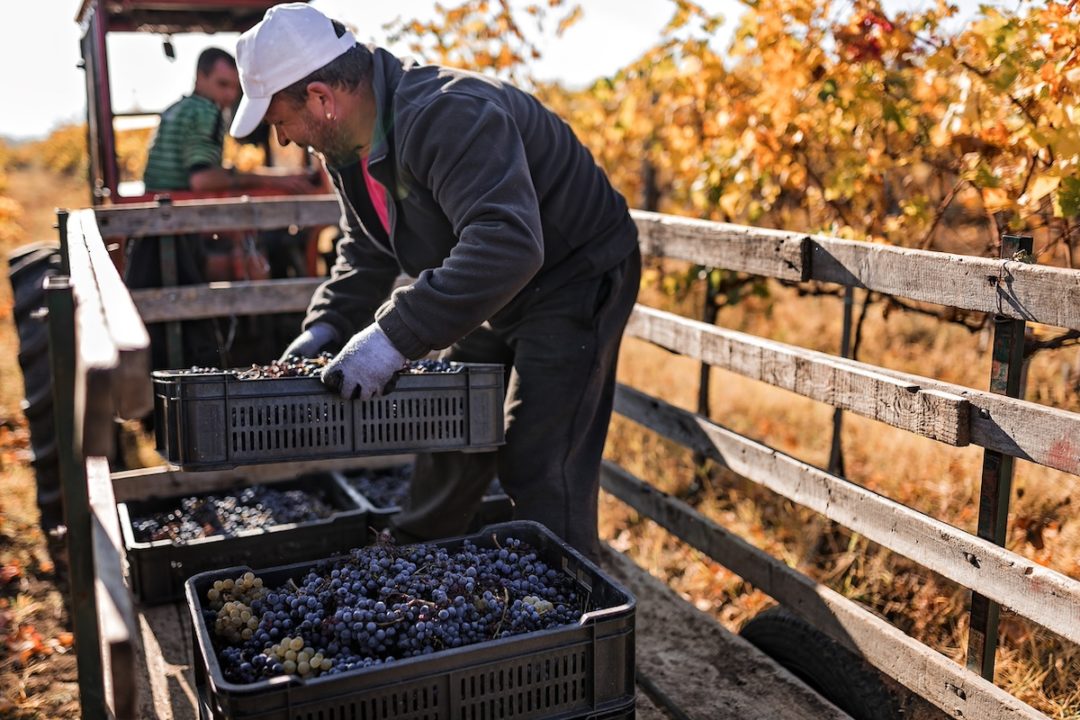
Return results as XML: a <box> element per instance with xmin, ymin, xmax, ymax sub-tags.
<box><xmin>0</xmin><ymin>0</ymin><xmax>997</xmax><ymax>141</ymax></box>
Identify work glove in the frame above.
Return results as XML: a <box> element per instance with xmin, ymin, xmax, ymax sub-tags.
<box><xmin>321</xmin><ymin>323</ymin><xmax>407</xmax><ymax>400</ymax></box>
<box><xmin>278</xmin><ymin>322</ymin><xmax>340</xmax><ymax>362</ymax></box>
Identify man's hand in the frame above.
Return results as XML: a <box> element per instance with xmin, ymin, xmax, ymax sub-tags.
<box><xmin>321</xmin><ymin>323</ymin><xmax>407</xmax><ymax>400</ymax></box>
<box><xmin>279</xmin><ymin>322</ymin><xmax>340</xmax><ymax>361</ymax></box>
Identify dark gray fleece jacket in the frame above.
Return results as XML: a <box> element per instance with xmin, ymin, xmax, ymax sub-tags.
<box><xmin>303</xmin><ymin>47</ymin><xmax>638</xmax><ymax>359</ymax></box>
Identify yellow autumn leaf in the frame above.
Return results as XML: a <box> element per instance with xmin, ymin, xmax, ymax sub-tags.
<box><xmin>981</xmin><ymin>187</ymin><xmax>1013</xmax><ymax>212</ymax></box>
<box><xmin>1026</xmin><ymin>174</ymin><xmax>1061</xmax><ymax>202</ymax></box>
<box><xmin>719</xmin><ymin>190</ymin><xmax>741</xmax><ymax>218</ymax></box>
<box><xmin>556</xmin><ymin>6</ymin><xmax>582</xmax><ymax>37</ymax></box>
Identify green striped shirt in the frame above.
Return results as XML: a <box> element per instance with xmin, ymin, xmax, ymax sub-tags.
<box><xmin>143</xmin><ymin>94</ymin><xmax>225</xmax><ymax>191</ymax></box>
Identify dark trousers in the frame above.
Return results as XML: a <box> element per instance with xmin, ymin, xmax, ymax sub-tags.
<box><xmin>391</xmin><ymin>247</ymin><xmax>641</xmax><ymax>562</ymax></box>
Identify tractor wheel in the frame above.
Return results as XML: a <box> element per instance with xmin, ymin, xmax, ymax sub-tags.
<box><xmin>7</xmin><ymin>243</ymin><xmax>63</xmax><ymax>531</ymax></box>
<box><xmin>740</xmin><ymin>605</ymin><xmax>900</xmax><ymax>720</ymax></box>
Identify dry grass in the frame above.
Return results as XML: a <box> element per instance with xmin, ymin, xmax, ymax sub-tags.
<box><xmin>0</xmin><ymin>166</ymin><xmax>87</xmax><ymax>718</ymax></box>
<box><xmin>601</xmin><ymin>264</ymin><xmax>1080</xmax><ymax>718</ymax></box>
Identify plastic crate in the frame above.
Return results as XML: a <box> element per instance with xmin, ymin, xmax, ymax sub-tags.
<box><xmin>198</xmin><ymin>689</ymin><xmax>635</xmax><ymax>720</ymax></box>
<box><xmin>187</xmin><ymin>521</ymin><xmax>636</xmax><ymax>720</ymax></box>
<box><xmin>335</xmin><ymin>464</ymin><xmax>514</xmax><ymax>532</ymax></box>
<box><xmin>153</xmin><ymin>362</ymin><xmax>505</xmax><ymax>471</ymax></box>
<box><xmin>119</xmin><ymin>473</ymin><xmax>370</xmax><ymax>605</ymax></box>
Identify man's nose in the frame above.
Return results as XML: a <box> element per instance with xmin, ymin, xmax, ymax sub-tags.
<box><xmin>275</xmin><ymin>125</ymin><xmax>291</xmax><ymax>147</ymax></box>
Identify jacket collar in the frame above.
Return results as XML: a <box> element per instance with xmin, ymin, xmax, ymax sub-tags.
<box><xmin>367</xmin><ymin>46</ymin><xmax>408</xmax><ymax>172</ymax></box>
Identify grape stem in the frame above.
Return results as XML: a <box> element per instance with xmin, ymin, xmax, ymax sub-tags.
<box><xmin>492</xmin><ymin>587</ymin><xmax>510</xmax><ymax>638</ymax></box>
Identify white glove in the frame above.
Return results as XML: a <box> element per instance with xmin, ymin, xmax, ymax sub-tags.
<box><xmin>279</xmin><ymin>322</ymin><xmax>339</xmax><ymax>361</ymax></box>
<box><xmin>321</xmin><ymin>323</ymin><xmax>407</xmax><ymax>400</ymax></box>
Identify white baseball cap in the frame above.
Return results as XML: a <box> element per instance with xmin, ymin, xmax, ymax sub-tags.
<box><xmin>231</xmin><ymin>3</ymin><xmax>357</xmax><ymax>138</ymax></box>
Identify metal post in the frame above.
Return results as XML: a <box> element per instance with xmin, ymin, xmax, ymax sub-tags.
<box><xmin>828</xmin><ymin>287</ymin><xmax>855</xmax><ymax>476</ymax></box>
<box><xmin>56</xmin><ymin>209</ymin><xmax>70</xmax><ymax>275</ymax></box>
<box><xmin>697</xmin><ymin>274</ymin><xmax>719</xmax><ymax>419</ymax></box>
<box><xmin>45</xmin><ymin>276</ymin><xmax>106</xmax><ymax>719</ymax></box>
<box><xmin>965</xmin><ymin>233</ymin><xmax>1033</xmax><ymax>680</ymax></box>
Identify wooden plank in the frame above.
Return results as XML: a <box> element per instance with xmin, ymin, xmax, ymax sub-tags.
<box><xmin>630</xmin><ymin>211</ymin><xmax>1080</xmax><ymax>330</ymax></box>
<box><xmin>87</xmin><ymin>457</ymin><xmax>137</xmax><ymax>719</ymax></box>
<box><xmin>808</xmin><ymin>235</ymin><xmax>1080</xmax><ymax>331</ymax></box>
<box><xmin>92</xmin><ymin>195</ymin><xmax>342</xmax><ymax>238</ymax></box>
<box><xmin>599</xmin><ymin>461</ymin><xmax>1049</xmax><ymax>720</ymax></box>
<box><xmin>848</xmin><ymin>358</ymin><xmax>1080</xmax><ymax>479</ymax></box>
<box><xmin>75</xmin><ymin>210</ymin><xmax>153</xmax><ymax>420</ymax></box>
<box><xmin>602</xmin><ymin>547</ymin><xmax>853</xmax><ymax>720</ymax></box>
<box><xmin>136</xmin><ymin>604</ymin><xmax>198</xmax><ymax>720</ymax></box>
<box><xmin>628</xmin><ymin>305</ymin><xmax>971</xmax><ymax>446</ymax></box>
<box><xmin>627</xmin><ymin>305</ymin><xmax>1080</xmax><ymax>475</ymax></box>
<box><xmin>632</xmin><ymin>210</ymin><xmax>808</xmax><ymax>282</ymax></box>
<box><xmin>111</xmin><ymin>454</ymin><xmax>414</xmax><ymax>502</ymax></box>
<box><xmin>131</xmin><ymin>278</ymin><xmax>321</xmax><ymax>324</ymax></box>
<box><xmin>614</xmin><ymin>385</ymin><xmax>1080</xmax><ymax>645</ymax></box>
<box><xmin>65</xmin><ymin>212</ymin><xmax>119</xmax><ymax>458</ymax></box>
<box><xmin>131</xmin><ymin>272</ymin><xmax>417</xmax><ymax>324</ymax></box>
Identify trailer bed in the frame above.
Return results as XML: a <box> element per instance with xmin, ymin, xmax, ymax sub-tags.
<box><xmin>130</xmin><ymin>545</ymin><xmax>849</xmax><ymax>719</ymax></box>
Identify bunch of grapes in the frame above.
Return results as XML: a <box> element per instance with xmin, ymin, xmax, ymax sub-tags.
<box><xmin>236</xmin><ymin>353</ymin><xmax>335</xmax><ymax>380</ymax></box>
<box><xmin>345</xmin><ymin>465</ymin><xmax>506</xmax><ymax>510</ymax></box>
<box><xmin>132</xmin><ymin>485</ymin><xmax>336</xmax><ymax>543</ymax></box>
<box><xmin>205</xmin><ymin>535</ymin><xmax>588</xmax><ymax>684</ymax></box>
<box><xmin>179</xmin><ymin>355</ymin><xmax>461</xmax><ymax>381</ymax></box>
<box><xmin>343</xmin><ymin>465</ymin><xmax>414</xmax><ymax>508</ymax></box>
<box><xmin>406</xmin><ymin>359</ymin><xmax>457</xmax><ymax>374</ymax></box>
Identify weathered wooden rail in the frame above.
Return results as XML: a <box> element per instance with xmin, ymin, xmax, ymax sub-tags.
<box><xmin>49</xmin><ymin>195</ymin><xmax>1079</xmax><ymax>718</ymax></box>
<box><xmin>616</xmin><ymin>213</ymin><xmax>1080</xmax><ymax>719</ymax></box>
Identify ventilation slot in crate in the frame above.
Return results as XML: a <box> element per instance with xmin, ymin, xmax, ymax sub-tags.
<box><xmin>356</xmin><ymin>393</ymin><xmax>466</xmax><ymax>449</ymax></box>
<box><xmin>297</xmin><ymin>683</ymin><xmax>442</xmax><ymax>720</ymax></box>
<box><xmin>458</xmin><ymin>650</ymin><xmax>589</xmax><ymax>719</ymax></box>
<box><xmin>230</xmin><ymin>399</ymin><xmax>351</xmax><ymax>460</ymax></box>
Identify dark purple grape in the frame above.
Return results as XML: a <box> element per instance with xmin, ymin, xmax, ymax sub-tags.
<box><xmin>205</xmin><ymin>535</ymin><xmax>590</xmax><ymax>684</ymax></box>
<box><xmin>132</xmin><ymin>484</ymin><xmax>336</xmax><ymax>543</ymax></box>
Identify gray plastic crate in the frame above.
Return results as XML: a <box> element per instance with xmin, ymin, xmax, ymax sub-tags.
<box><xmin>153</xmin><ymin>362</ymin><xmax>505</xmax><ymax>470</ymax></box>
<box><xmin>187</xmin><ymin>521</ymin><xmax>636</xmax><ymax>720</ymax></box>
<box><xmin>118</xmin><ymin>473</ymin><xmax>369</xmax><ymax>605</ymax></box>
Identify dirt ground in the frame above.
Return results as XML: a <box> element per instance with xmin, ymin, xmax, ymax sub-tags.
<box><xmin>1</xmin><ymin>168</ymin><xmax>87</xmax><ymax>718</ymax></box>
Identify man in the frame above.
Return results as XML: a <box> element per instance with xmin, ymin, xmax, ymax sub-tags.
<box><xmin>143</xmin><ymin>47</ymin><xmax>313</xmax><ymax>194</ymax></box>
<box><xmin>131</xmin><ymin>47</ymin><xmax>315</xmax><ymax>368</ymax></box>
<box><xmin>233</xmin><ymin>3</ymin><xmax>640</xmax><ymax>562</ymax></box>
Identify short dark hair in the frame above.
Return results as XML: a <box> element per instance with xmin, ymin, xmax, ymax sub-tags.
<box><xmin>277</xmin><ymin>20</ymin><xmax>372</xmax><ymax>106</ymax></box>
<box><xmin>196</xmin><ymin>47</ymin><xmax>236</xmax><ymax>77</ymax></box>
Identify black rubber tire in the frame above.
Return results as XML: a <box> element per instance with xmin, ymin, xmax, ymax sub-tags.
<box><xmin>7</xmin><ymin>243</ymin><xmax>63</xmax><ymax>531</ymax></box>
<box><xmin>10</xmin><ymin>249</ymin><xmax>61</xmax><ymax>322</ymax></box>
<box><xmin>740</xmin><ymin>606</ymin><xmax>900</xmax><ymax>720</ymax></box>
<box><xmin>7</xmin><ymin>241</ymin><xmax>58</xmax><ymax>268</ymax></box>
<box><xmin>21</xmin><ymin>385</ymin><xmax>53</xmax><ymax>422</ymax></box>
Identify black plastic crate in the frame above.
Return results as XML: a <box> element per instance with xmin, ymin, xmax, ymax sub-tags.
<box><xmin>335</xmin><ymin>464</ymin><xmax>514</xmax><ymax>532</ymax></box>
<box><xmin>187</xmin><ymin>521</ymin><xmax>636</xmax><ymax>720</ymax></box>
<box><xmin>119</xmin><ymin>473</ymin><xmax>370</xmax><ymax>605</ymax></box>
<box><xmin>198</xmin><ymin>689</ymin><xmax>635</xmax><ymax>720</ymax></box>
<box><xmin>153</xmin><ymin>362</ymin><xmax>505</xmax><ymax>470</ymax></box>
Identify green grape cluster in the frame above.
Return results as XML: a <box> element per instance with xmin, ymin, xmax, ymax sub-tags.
<box><xmin>266</xmin><ymin>635</ymin><xmax>333</xmax><ymax>677</ymax></box>
<box><xmin>207</xmin><ymin>572</ymin><xmax>270</xmax><ymax>643</ymax></box>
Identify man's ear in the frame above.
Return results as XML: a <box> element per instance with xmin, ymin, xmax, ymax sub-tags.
<box><xmin>306</xmin><ymin>81</ymin><xmax>336</xmax><ymax>118</ymax></box>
